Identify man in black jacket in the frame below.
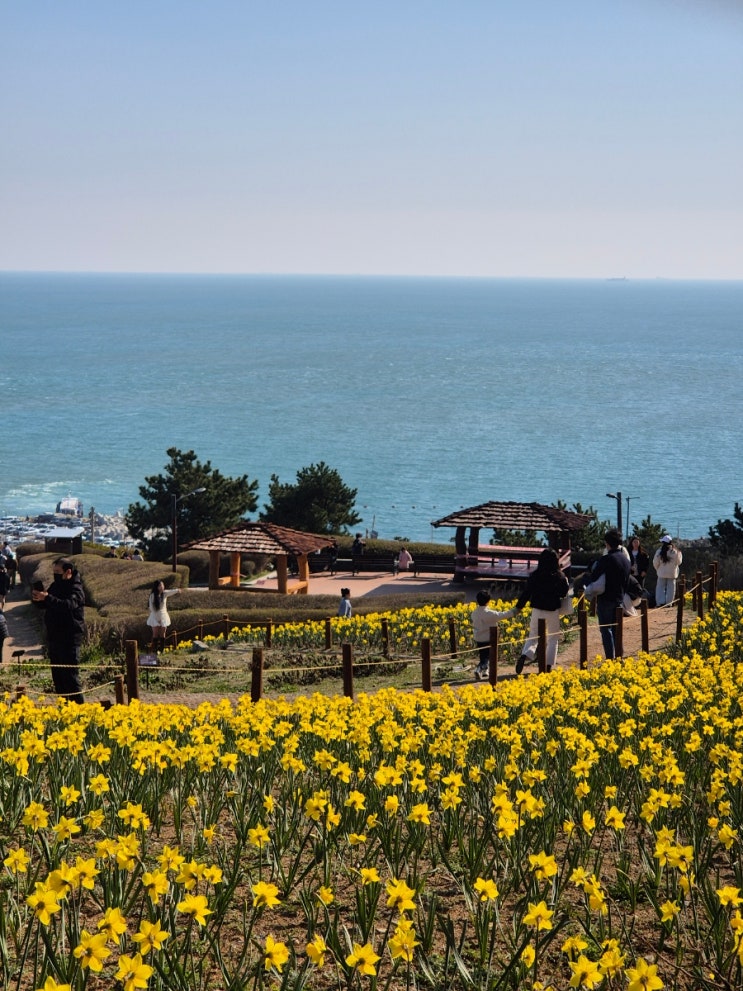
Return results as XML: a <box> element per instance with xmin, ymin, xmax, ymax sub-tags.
<box><xmin>32</xmin><ymin>557</ymin><xmax>86</xmax><ymax>703</ymax></box>
<box><xmin>584</xmin><ymin>529</ymin><xmax>630</xmax><ymax>659</ymax></box>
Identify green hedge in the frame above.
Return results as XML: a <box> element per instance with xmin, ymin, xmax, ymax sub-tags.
<box><xmin>19</xmin><ymin>549</ymin><xmax>465</xmax><ymax>650</ymax></box>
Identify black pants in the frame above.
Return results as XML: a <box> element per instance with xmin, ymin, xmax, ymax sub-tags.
<box><xmin>48</xmin><ymin>640</ymin><xmax>85</xmax><ymax>704</ymax></box>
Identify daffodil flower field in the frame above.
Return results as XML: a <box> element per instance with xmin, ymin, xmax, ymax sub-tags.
<box><xmin>170</xmin><ymin>597</ymin><xmax>559</xmax><ymax>668</ymax></box>
<box><xmin>2</xmin><ymin>592</ymin><xmax>743</xmax><ymax>990</ymax></box>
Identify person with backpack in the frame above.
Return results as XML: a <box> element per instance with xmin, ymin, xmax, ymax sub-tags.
<box><xmin>583</xmin><ymin>529</ymin><xmax>631</xmax><ymax>659</ymax></box>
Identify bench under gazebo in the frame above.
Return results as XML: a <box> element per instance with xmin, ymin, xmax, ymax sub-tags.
<box><xmin>188</xmin><ymin>522</ymin><xmax>336</xmax><ymax>594</ymax></box>
<box><xmin>431</xmin><ymin>501</ymin><xmax>592</xmax><ymax>583</ymax></box>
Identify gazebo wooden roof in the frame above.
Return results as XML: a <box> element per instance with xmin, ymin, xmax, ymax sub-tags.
<box><xmin>432</xmin><ymin>501</ymin><xmax>592</xmax><ymax>533</ymax></box>
<box><xmin>188</xmin><ymin>522</ymin><xmax>336</xmax><ymax>594</ymax></box>
<box><xmin>431</xmin><ymin>501</ymin><xmax>593</xmax><ymax>583</ymax></box>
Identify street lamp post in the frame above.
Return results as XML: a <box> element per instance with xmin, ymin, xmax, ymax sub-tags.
<box><xmin>606</xmin><ymin>491</ymin><xmax>622</xmax><ymax>537</ymax></box>
<box><xmin>171</xmin><ymin>487</ymin><xmax>206</xmax><ymax>572</ymax></box>
<box><xmin>624</xmin><ymin>495</ymin><xmax>634</xmax><ymax>541</ymax></box>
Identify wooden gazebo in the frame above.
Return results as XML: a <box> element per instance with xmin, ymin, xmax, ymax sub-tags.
<box><xmin>431</xmin><ymin>501</ymin><xmax>592</xmax><ymax>583</ymax></box>
<box><xmin>188</xmin><ymin>522</ymin><xmax>336</xmax><ymax>595</ymax></box>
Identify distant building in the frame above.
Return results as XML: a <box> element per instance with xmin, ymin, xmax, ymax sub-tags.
<box><xmin>44</xmin><ymin>527</ymin><xmax>84</xmax><ymax>556</ymax></box>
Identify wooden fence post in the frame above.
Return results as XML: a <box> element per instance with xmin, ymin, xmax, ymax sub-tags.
<box><xmin>198</xmin><ymin>620</ymin><xmax>204</xmax><ymax>640</ymax></box>
<box><xmin>251</xmin><ymin>648</ymin><xmax>264</xmax><ymax>703</ymax></box>
<box><xmin>342</xmin><ymin>643</ymin><xmax>354</xmax><ymax>700</ymax></box>
<box><xmin>709</xmin><ymin>562</ymin><xmax>718</xmax><ymax>610</ymax></box>
<box><xmin>614</xmin><ymin>607</ymin><xmax>624</xmax><ymax>658</ymax></box>
<box><xmin>488</xmin><ymin>625</ymin><xmax>499</xmax><ymax>686</ymax></box>
<box><xmin>125</xmin><ymin>640</ymin><xmax>139</xmax><ymax>702</ymax></box>
<box><xmin>114</xmin><ymin>675</ymin><xmax>125</xmax><ymax>706</ymax></box>
<box><xmin>325</xmin><ymin>618</ymin><xmax>333</xmax><ymax>650</ymax></box>
<box><xmin>675</xmin><ymin>576</ymin><xmax>686</xmax><ymax>642</ymax></box>
<box><xmin>537</xmin><ymin>618</ymin><xmax>547</xmax><ymax>673</ymax></box>
<box><xmin>265</xmin><ymin>621</ymin><xmax>272</xmax><ymax>648</ymax></box>
<box><xmin>696</xmin><ymin>570</ymin><xmax>704</xmax><ymax>620</ymax></box>
<box><xmin>223</xmin><ymin>615</ymin><xmax>231</xmax><ymax>638</ymax></box>
<box><xmin>578</xmin><ymin>600</ymin><xmax>588</xmax><ymax>669</ymax></box>
<box><xmin>421</xmin><ymin>638</ymin><xmax>432</xmax><ymax>692</ymax></box>
<box><xmin>641</xmin><ymin>599</ymin><xmax>649</xmax><ymax>653</ymax></box>
<box><xmin>12</xmin><ymin>648</ymin><xmax>24</xmax><ymax>675</ymax></box>
<box><xmin>381</xmin><ymin>617</ymin><xmax>390</xmax><ymax>658</ymax></box>
<box><xmin>448</xmin><ymin>618</ymin><xmax>458</xmax><ymax>659</ymax></box>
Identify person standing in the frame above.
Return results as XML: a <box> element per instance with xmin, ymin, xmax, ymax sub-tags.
<box><xmin>627</xmin><ymin>537</ymin><xmax>650</xmax><ymax>588</ymax></box>
<box><xmin>471</xmin><ymin>589</ymin><xmax>514</xmax><ymax>680</ymax></box>
<box><xmin>337</xmin><ymin>587</ymin><xmax>352</xmax><ymax>618</ymax></box>
<box><xmin>1</xmin><ymin>543</ymin><xmax>17</xmax><ymax>588</ymax></box>
<box><xmin>0</xmin><ymin>561</ymin><xmax>10</xmax><ymax>610</ymax></box>
<box><xmin>583</xmin><ymin>530</ymin><xmax>631</xmax><ymax>659</ymax></box>
<box><xmin>147</xmin><ymin>580</ymin><xmax>180</xmax><ymax>652</ymax></box>
<box><xmin>31</xmin><ymin>557</ymin><xmax>86</xmax><ymax>704</ymax></box>
<box><xmin>653</xmin><ymin>535</ymin><xmax>683</xmax><ymax>607</ymax></box>
<box><xmin>0</xmin><ymin>607</ymin><xmax>8</xmax><ymax>665</ymax></box>
<box><xmin>512</xmin><ymin>548</ymin><xmax>570</xmax><ymax>674</ymax></box>
<box><xmin>5</xmin><ymin>553</ymin><xmax>17</xmax><ymax>588</ymax></box>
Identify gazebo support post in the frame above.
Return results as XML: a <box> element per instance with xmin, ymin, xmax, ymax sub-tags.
<box><xmin>297</xmin><ymin>554</ymin><xmax>310</xmax><ymax>594</ymax></box>
<box><xmin>276</xmin><ymin>555</ymin><xmax>289</xmax><ymax>594</ymax></box>
<box><xmin>230</xmin><ymin>552</ymin><xmax>241</xmax><ymax>588</ymax></box>
<box><xmin>453</xmin><ymin>526</ymin><xmax>467</xmax><ymax>583</ymax></box>
<box><xmin>208</xmin><ymin>551</ymin><xmax>220</xmax><ymax>590</ymax></box>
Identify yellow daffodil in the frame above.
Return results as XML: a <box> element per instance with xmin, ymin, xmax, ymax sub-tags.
<box><xmin>252</xmin><ymin>880</ymin><xmax>281</xmax><ymax>908</ymax></box>
<box><xmin>115</xmin><ymin>953</ymin><xmax>153</xmax><ymax>991</ymax></box>
<box><xmin>346</xmin><ymin>941</ymin><xmax>380</xmax><ymax>976</ymax></box>
<box><xmin>263</xmin><ymin>935</ymin><xmax>289</xmax><ymax>972</ymax></box>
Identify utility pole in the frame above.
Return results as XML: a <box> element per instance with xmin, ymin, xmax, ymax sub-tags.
<box><xmin>606</xmin><ymin>491</ymin><xmax>622</xmax><ymax>537</ymax></box>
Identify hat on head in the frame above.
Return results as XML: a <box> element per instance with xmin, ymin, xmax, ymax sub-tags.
<box><xmin>661</xmin><ymin>534</ymin><xmax>672</xmax><ymax>543</ymax></box>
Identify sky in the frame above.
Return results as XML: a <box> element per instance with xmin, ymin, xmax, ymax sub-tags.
<box><xmin>1</xmin><ymin>0</ymin><xmax>742</xmax><ymax>279</ymax></box>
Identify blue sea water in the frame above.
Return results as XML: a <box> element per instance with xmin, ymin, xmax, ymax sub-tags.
<box><xmin>1</xmin><ymin>273</ymin><xmax>741</xmax><ymax>542</ymax></box>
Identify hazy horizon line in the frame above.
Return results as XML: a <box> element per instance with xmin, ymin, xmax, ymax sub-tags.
<box><xmin>3</xmin><ymin>269</ymin><xmax>742</xmax><ymax>284</ymax></box>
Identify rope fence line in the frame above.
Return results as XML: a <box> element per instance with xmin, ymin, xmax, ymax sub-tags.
<box><xmin>17</xmin><ymin>680</ymin><xmax>119</xmax><ymax>700</ymax></box>
<box><xmin>7</xmin><ymin>564</ymin><xmax>717</xmax><ymax>707</ymax></box>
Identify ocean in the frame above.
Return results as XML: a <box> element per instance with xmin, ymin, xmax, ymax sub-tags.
<box><xmin>1</xmin><ymin>273</ymin><xmax>740</xmax><ymax>543</ymax></box>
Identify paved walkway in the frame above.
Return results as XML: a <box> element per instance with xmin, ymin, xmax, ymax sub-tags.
<box><xmin>1</xmin><ymin>585</ymin><xmax>46</xmax><ymax>662</ymax></box>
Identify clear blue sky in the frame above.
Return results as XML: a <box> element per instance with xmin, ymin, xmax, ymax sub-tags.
<box><xmin>2</xmin><ymin>0</ymin><xmax>741</xmax><ymax>278</ymax></box>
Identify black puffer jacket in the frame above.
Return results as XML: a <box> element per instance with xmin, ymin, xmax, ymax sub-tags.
<box><xmin>40</xmin><ymin>570</ymin><xmax>86</xmax><ymax>646</ymax></box>
<box><xmin>516</xmin><ymin>569</ymin><xmax>569</xmax><ymax>612</ymax></box>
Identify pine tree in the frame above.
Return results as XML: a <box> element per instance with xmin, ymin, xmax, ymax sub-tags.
<box><xmin>709</xmin><ymin>503</ymin><xmax>743</xmax><ymax>556</ymax></box>
<box><xmin>262</xmin><ymin>462</ymin><xmax>361</xmax><ymax>534</ymax></box>
<box><xmin>125</xmin><ymin>448</ymin><xmax>259</xmax><ymax>559</ymax></box>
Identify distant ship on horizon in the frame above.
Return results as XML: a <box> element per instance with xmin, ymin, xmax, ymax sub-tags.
<box><xmin>606</xmin><ymin>276</ymin><xmax>628</xmax><ymax>281</ymax></box>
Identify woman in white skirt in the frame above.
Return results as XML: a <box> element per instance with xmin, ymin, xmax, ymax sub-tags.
<box><xmin>147</xmin><ymin>580</ymin><xmax>180</xmax><ymax>652</ymax></box>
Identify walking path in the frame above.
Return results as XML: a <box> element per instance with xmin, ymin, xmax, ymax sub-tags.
<box><xmin>1</xmin><ymin>585</ymin><xmax>46</xmax><ymax>663</ymax></box>
<box><xmin>1</xmin><ymin>572</ymin><xmax>696</xmax><ymax>708</ymax></box>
